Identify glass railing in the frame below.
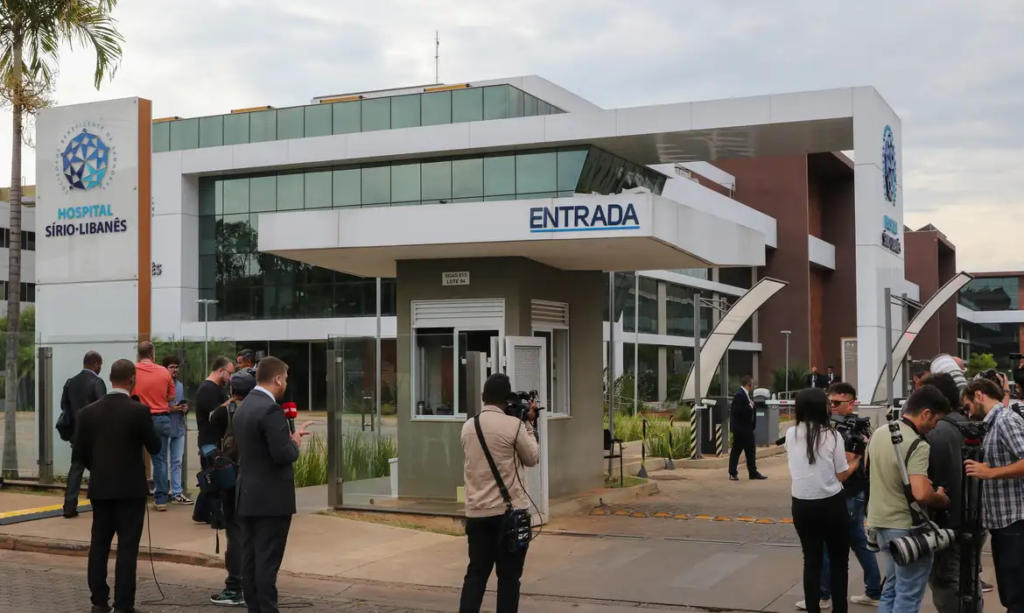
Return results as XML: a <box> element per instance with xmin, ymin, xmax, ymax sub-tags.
<box><xmin>153</xmin><ymin>84</ymin><xmax>565</xmax><ymax>154</ymax></box>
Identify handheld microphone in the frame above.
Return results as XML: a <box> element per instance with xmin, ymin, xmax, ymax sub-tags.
<box><xmin>283</xmin><ymin>402</ymin><xmax>298</xmax><ymax>434</ymax></box>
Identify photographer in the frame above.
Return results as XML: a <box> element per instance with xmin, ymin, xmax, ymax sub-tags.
<box><xmin>797</xmin><ymin>382</ymin><xmax>880</xmax><ymax>610</ymax></box>
<box><xmin>867</xmin><ymin>385</ymin><xmax>951</xmax><ymax>613</ymax></box>
<box><xmin>962</xmin><ymin>377</ymin><xmax>1024</xmax><ymax>613</ymax></box>
<box><xmin>919</xmin><ymin>373</ymin><xmax>977</xmax><ymax>613</ymax></box>
<box><xmin>459</xmin><ymin>373</ymin><xmax>540</xmax><ymax>613</ymax></box>
<box><xmin>786</xmin><ymin>388</ymin><xmax>860</xmax><ymax>613</ymax></box>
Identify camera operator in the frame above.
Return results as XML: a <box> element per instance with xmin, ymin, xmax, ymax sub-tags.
<box><xmin>459</xmin><ymin>373</ymin><xmax>539</xmax><ymax>613</ymax></box>
<box><xmin>867</xmin><ymin>385</ymin><xmax>951</xmax><ymax>613</ymax></box>
<box><xmin>962</xmin><ymin>376</ymin><xmax>1024</xmax><ymax>613</ymax></box>
<box><xmin>797</xmin><ymin>382</ymin><xmax>881</xmax><ymax>610</ymax></box>
<box><xmin>919</xmin><ymin>372</ymin><xmax>979</xmax><ymax>613</ymax></box>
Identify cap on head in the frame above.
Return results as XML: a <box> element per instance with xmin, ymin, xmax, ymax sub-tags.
<box><xmin>230</xmin><ymin>369</ymin><xmax>257</xmax><ymax>397</ymax></box>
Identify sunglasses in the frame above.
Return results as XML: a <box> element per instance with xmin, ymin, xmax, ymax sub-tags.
<box><xmin>829</xmin><ymin>399</ymin><xmax>851</xmax><ymax>407</ymax></box>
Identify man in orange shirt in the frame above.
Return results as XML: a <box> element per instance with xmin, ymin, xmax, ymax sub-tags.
<box><xmin>134</xmin><ymin>341</ymin><xmax>176</xmax><ymax>510</ymax></box>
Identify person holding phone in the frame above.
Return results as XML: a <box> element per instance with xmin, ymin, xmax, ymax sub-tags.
<box><xmin>233</xmin><ymin>356</ymin><xmax>315</xmax><ymax>613</ymax></box>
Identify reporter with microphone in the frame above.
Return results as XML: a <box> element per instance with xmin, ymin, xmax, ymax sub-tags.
<box><xmin>233</xmin><ymin>357</ymin><xmax>315</xmax><ymax>613</ymax></box>
<box><xmin>459</xmin><ymin>373</ymin><xmax>540</xmax><ymax>613</ymax></box>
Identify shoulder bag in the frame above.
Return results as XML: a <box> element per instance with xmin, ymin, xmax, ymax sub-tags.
<box><xmin>474</xmin><ymin>415</ymin><xmax>532</xmax><ymax>552</ymax></box>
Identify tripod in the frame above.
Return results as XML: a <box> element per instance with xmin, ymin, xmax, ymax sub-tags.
<box><xmin>958</xmin><ymin>440</ymin><xmax>985</xmax><ymax>613</ymax></box>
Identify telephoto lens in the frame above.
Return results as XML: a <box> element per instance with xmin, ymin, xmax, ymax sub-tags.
<box><xmin>888</xmin><ymin>526</ymin><xmax>956</xmax><ymax>565</ymax></box>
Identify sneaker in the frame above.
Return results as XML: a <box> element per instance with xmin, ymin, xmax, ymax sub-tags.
<box><xmin>851</xmin><ymin>595</ymin><xmax>881</xmax><ymax>606</ymax></box>
<box><xmin>796</xmin><ymin>600</ymin><xmax>831</xmax><ymax>610</ymax></box>
<box><xmin>981</xmin><ymin>580</ymin><xmax>994</xmax><ymax>593</ymax></box>
<box><xmin>210</xmin><ymin>589</ymin><xmax>244</xmax><ymax>606</ymax></box>
<box><xmin>151</xmin><ymin>503</ymin><xmax>167</xmax><ymax>512</ymax></box>
<box><xmin>171</xmin><ymin>493</ymin><xmax>194</xmax><ymax>505</ymax></box>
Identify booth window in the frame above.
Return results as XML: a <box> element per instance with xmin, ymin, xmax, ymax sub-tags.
<box><xmin>414</xmin><ymin>327</ymin><xmax>499</xmax><ymax>418</ymax></box>
<box><xmin>533</xmin><ymin>328</ymin><xmax>570</xmax><ymax>415</ymax></box>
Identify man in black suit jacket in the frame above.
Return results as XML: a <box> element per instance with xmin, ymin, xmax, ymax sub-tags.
<box><xmin>60</xmin><ymin>351</ymin><xmax>107</xmax><ymax>518</ymax></box>
<box><xmin>233</xmin><ymin>357</ymin><xmax>314</xmax><ymax>613</ymax></box>
<box><xmin>806</xmin><ymin>366</ymin><xmax>827</xmax><ymax>389</ymax></box>
<box><xmin>728</xmin><ymin>375</ymin><xmax>767</xmax><ymax>481</ymax></box>
<box><xmin>825</xmin><ymin>365</ymin><xmax>838</xmax><ymax>388</ymax></box>
<box><xmin>73</xmin><ymin>359</ymin><xmax>161</xmax><ymax>613</ymax></box>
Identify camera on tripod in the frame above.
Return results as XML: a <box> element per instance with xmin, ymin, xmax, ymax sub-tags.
<box><xmin>505</xmin><ymin>390</ymin><xmax>543</xmax><ymax>421</ymax></box>
<box><xmin>830</xmin><ymin>413</ymin><xmax>872</xmax><ymax>456</ymax></box>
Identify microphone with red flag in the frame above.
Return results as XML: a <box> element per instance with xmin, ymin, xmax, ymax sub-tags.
<box><xmin>283</xmin><ymin>401</ymin><xmax>298</xmax><ymax>434</ymax></box>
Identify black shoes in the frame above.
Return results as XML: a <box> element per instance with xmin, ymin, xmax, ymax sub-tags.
<box><xmin>63</xmin><ymin>508</ymin><xmax>78</xmax><ymax>519</ymax></box>
<box><xmin>750</xmin><ymin>473</ymin><xmax>768</xmax><ymax>480</ymax></box>
<box><xmin>91</xmin><ymin>605</ymin><xmax>112</xmax><ymax>613</ymax></box>
<box><xmin>729</xmin><ymin>474</ymin><xmax>739</xmax><ymax>481</ymax></box>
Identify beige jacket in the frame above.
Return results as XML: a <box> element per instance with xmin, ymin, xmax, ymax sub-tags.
<box><xmin>461</xmin><ymin>405</ymin><xmax>540</xmax><ymax>518</ymax></box>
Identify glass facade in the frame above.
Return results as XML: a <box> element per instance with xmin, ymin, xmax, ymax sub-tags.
<box><xmin>622</xmin><ymin>275</ymin><xmax>659</xmax><ymax>334</ymax></box>
<box><xmin>959</xmin><ymin>277</ymin><xmax>1020</xmax><ymax>311</ymax></box>
<box><xmin>200</xmin><ymin>147</ymin><xmax>659</xmax><ymax>321</ymax></box>
<box><xmin>959</xmin><ymin>321</ymin><xmax>1021</xmax><ymax>370</ymax></box>
<box><xmin>153</xmin><ymin>85</ymin><xmax>565</xmax><ymax>153</ymax></box>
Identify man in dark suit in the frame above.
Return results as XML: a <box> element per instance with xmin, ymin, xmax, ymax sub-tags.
<box><xmin>73</xmin><ymin>359</ymin><xmax>161</xmax><ymax>613</ymax></box>
<box><xmin>806</xmin><ymin>366</ymin><xmax>827</xmax><ymax>389</ymax></box>
<box><xmin>60</xmin><ymin>350</ymin><xmax>107</xmax><ymax>518</ymax></box>
<box><xmin>728</xmin><ymin>375</ymin><xmax>767</xmax><ymax>481</ymax></box>
<box><xmin>825</xmin><ymin>365</ymin><xmax>838</xmax><ymax>388</ymax></box>
<box><xmin>233</xmin><ymin>357</ymin><xmax>314</xmax><ymax>613</ymax></box>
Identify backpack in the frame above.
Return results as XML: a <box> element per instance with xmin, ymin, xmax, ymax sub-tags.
<box><xmin>221</xmin><ymin>400</ymin><xmax>239</xmax><ymax>462</ymax></box>
<box><xmin>198</xmin><ymin>401</ymin><xmax>240</xmax><ymax>495</ymax></box>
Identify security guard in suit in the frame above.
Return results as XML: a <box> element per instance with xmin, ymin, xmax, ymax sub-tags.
<box><xmin>728</xmin><ymin>375</ymin><xmax>767</xmax><ymax>481</ymax></box>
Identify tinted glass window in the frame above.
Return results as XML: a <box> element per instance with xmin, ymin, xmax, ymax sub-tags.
<box><xmin>249</xmin><ymin>110</ymin><xmax>277</xmax><ymax>143</ymax></box>
<box><xmin>152</xmin><ymin>122</ymin><xmax>170</xmax><ymax>153</ymax></box>
<box><xmin>362</xmin><ymin>98</ymin><xmax>391</xmax><ymax>132</ymax></box>
<box><xmin>421</xmin><ymin>160</ymin><xmax>452</xmax><ymax>203</ymax></box>
<box><xmin>484</xmin><ymin>155</ymin><xmax>515</xmax><ymax>197</ymax></box>
<box><xmin>391</xmin><ymin>163</ymin><xmax>421</xmax><ymax>204</ymax></box>
<box><xmin>223</xmin><ymin>113</ymin><xmax>250</xmax><ymax>145</ymax></box>
<box><xmin>557</xmin><ymin>149</ymin><xmax>588</xmax><ymax>193</ymax></box>
<box><xmin>223</xmin><ymin>178</ymin><xmax>250</xmax><ymax>215</ymax></box>
<box><xmin>452</xmin><ymin>88</ymin><xmax>483</xmax><ymax>123</ymax></box>
<box><xmin>421</xmin><ymin>91</ymin><xmax>452</xmax><ymax>126</ymax></box>
<box><xmin>332</xmin><ymin>101</ymin><xmax>361</xmax><ymax>135</ymax></box>
<box><xmin>249</xmin><ymin>176</ymin><xmax>277</xmax><ymax>212</ymax></box>
<box><xmin>516</xmin><ymin>151</ymin><xmax>557</xmax><ymax>195</ymax></box>
<box><xmin>169</xmin><ymin>119</ymin><xmax>199</xmax><ymax>151</ymax></box>
<box><xmin>391</xmin><ymin>95</ymin><xmax>421</xmax><ymax>129</ymax></box>
<box><xmin>305</xmin><ymin>171</ymin><xmax>332</xmax><ymax>209</ymax></box>
<box><xmin>452</xmin><ymin>158</ymin><xmax>484</xmax><ymax>199</ymax></box>
<box><xmin>362</xmin><ymin>166</ymin><xmax>391</xmax><ymax>204</ymax></box>
<box><xmin>483</xmin><ymin>86</ymin><xmax>509</xmax><ymax>120</ymax></box>
<box><xmin>276</xmin><ymin>174</ymin><xmax>304</xmax><ymax>210</ymax></box>
<box><xmin>277</xmin><ymin>107</ymin><xmax>305</xmax><ymax>140</ymax></box>
<box><xmin>333</xmin><ymin>169</ymin><xmax>361</xmax><ymax>206</ymax></box>
<box><xmin>304</xmin><ymin>104</ymin><xmax>332</xmax><ymax>138</ymax></box>
<box><xmin>199</xmin><ymin>116</ymin><xmax>223</xmax><ymax>148</ymax></box>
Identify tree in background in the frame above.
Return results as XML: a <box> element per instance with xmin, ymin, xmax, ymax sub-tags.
<box><xmin>966</xmin><ymin>352</ymin><xmax>998</xmax><ymax>378</ymax></box>
<box><xmin>0</xmin><ymin>1</ymin><xmax>123</xmax><ymax>477</ymax></box>
<box><xmin>0</xmin><ymin>306</ymin><xmax>36</xmax><ymax>410</ymax></box>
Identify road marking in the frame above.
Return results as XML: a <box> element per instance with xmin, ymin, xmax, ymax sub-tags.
<box><xmin>0</xmin><ymin>500</ymin><xmax>92</xmax><ymax>526</ymax></box>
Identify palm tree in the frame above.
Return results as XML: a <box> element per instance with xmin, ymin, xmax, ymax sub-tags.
<box><xmin>0</xmin><ymin>1</ymin><xmax>122</xmax><ymax>478</ymax></box>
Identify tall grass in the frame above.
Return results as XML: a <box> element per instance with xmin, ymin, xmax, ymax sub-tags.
<box><xmin>604</xmin><ymin>414</ymin><xmax>693</xmax><ymax>459</ymax></box>
<box><xmin>292</xmin><ymin>431</ymin><xmax>399</xmax><ymax>488</ymax></box>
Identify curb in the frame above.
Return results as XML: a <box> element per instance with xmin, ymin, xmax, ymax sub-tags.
<box><xmin>0</xmin><ymin>533</ymin><xmax>222</xmax><ymax>569</ymax></box>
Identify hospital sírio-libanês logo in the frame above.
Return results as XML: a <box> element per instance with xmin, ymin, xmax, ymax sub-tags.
<box><xmin>54</xmin><ymin>122</ymin><xmax>117</xmax><ymax>194</ymax></box>
<box><xmin>882</xmin><ymin>125</ymin><xmax>897</xmax><ymax>205</ymax></box>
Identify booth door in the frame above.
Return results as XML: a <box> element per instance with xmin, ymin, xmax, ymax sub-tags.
<box><xmin>504</xmin><ymin>336</ymin><xmax>549</xmax><ymax>524</ymax></box>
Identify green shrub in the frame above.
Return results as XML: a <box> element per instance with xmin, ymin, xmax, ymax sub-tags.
<box><xmin>644</xmin><ymin>421</ymin><xmax>692</xmax><ymax>459</ymax></box>
<box><xmin>292</xmin><ymin>431</ymin><xmax>399</xmax><ymax>488</ymax></box>
<box><xmin>673</xmin><ymin>404</ymin><xmax>692</xmax><ymax>423</ymax></box>
<box><xmin>967</xmin><ymin>353</ymin><xmax>997</xmax><ymax>378</ymax></box>
<box><xmin>772</xmin><ymin>363</ymin><xmax>809</xmax><ymax>396</ymax></box>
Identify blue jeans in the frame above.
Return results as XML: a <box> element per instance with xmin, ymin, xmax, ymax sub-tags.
<box><xmin>877</xmin><ymin>527</ymin><xmax>932</xmax><ymax>613</ymax></box>
<box><xmin>821</xmin><ymin>493</ymin><xmax>882</xmax><ymax>600</ymax></box>
<box><xmin>150</xmin><ymin>415</ymin><xmax>172</xmax><ymax>505</ymax></box>
<box><xmin>168</xmin><ymin>433</ymin><xmax>185</xmax><ymax>497</ymax></box>
<box><xmin>990</xmin><ymin>520</ymin><xmax>1024</xmax><ymax>613</ymax></box>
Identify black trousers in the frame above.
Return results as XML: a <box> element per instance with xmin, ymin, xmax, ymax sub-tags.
<box><xmin>240</xmin><ymin>514</ymin><xmax>292</xmax><ymax>613</ymax></box>
<box><xmin>459</xmin><ymin>514</ymin><xmax>529</xmax><ymax>613</ymax></box>
<box><xmin>728</xmin><ymin>431</ymin><xmax>758</xmax><ymax>477</ymax></box>
<box><xmin>792</xmin><ymin>494</ymin><xmax>850</xmax><ymax>613</ymax></box>
<box><xmin>221</xmin><ymin>488</ymin><xmax>243</xmax><ymax>593</ymax></box>
<box><xmin>990</xmin><ymin>519</ymin><xmax>1024</xmax><ymax>613</ymax></box>
<box><xmin>64</xmin><ymin>456</ymin><xmax>86</xmax><ymax>513</ymax></box>
<box><xmin>88</xmin><ymin>498</ymin><xmax>146</xmax><ymax>612</ymax></box>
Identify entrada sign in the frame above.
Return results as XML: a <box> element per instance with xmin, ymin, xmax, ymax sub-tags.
<box><xmin>529</xmin><ymin>203</ymin><xmax>640</xmax><ymax>233</ymax></box>
<box><xmin>882</xmin><ymin>215</ymin><xmax>901</xmax><ymax>255</ymax></box>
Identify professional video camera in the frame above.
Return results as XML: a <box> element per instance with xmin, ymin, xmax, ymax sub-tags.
<box><xmin>505</xmin><ymin>390</ymin><xmax>544</xmax><ymax>421</ymax></box>
<box><xmin>830</xmin><ymin>413</ymin><xmax>873</xmax><ymax>456</ymax></box>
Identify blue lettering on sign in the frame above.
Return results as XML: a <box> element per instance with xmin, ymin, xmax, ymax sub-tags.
<box><xmin>883</xmin><ymin>215</ymin><xmax>899</xmax><ymax>234</ymax></box>
<box><xmin>529</xmin><ymin>203</ymin><xmax>640</xmax><ymax>233</ymax></box>
<box><xmin>46</xmin><ymin>204</ymin><xmax>126</xmax><ymax>237</ymax></box>
<box><xmin>56</xmin><ymin>204</ymin><xmax>114</xmax><ymax>220</ymax></box>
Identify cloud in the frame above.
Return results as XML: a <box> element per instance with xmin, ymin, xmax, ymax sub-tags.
<box><xmin>1</xmin><ymin>0</ymin><xmax>1019</xmax><ymax>270</ymax></box>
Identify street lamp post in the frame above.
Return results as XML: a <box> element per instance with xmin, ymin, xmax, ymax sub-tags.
<box><xmin>196</xmin><ymin>299</ymin><xmax>219</xmax><ymax>374</ymax></box>
<box><xmin>781</xmin><ymin>330</ymin><xmax>792</xmax><ymax>397</ymax></box>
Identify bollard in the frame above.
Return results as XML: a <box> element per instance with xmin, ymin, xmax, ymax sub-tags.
<box><xmin>689</xmin><ymin>407</ymin><xmax>699</xmax><ymax>460</ymax></box>
<box><xmin>664</xmin><ymin>419</ymin><xmax>676</xmax><ymax>470</ymax></box>
<box><xmin>715</xmin><ymin>424</ymin><xmax>723</xmax><ymax>457</ymax></box>
<box><xmin>637</xmin><ymin>419</ymin><xmax>648</xmax><ymax>479</ymax></box>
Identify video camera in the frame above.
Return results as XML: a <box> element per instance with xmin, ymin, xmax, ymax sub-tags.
<box><xmin>505</xmin><ymin>390</ymin><xmax>544</xmax><ymax>421</ymax></box>
<box><xmin>830</xmin><ymin>413</ymin><xmax>873</xmax><ymax>456</ymax></box>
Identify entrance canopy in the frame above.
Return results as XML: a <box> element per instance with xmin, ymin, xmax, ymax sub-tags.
<box><xmin>257</xmin><ymin>191</ymin><xmax>768</xmax><ymax>277</ymax></box>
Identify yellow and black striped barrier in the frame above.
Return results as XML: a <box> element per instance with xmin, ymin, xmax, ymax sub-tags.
<box><xmin>688</xmin><ymin>408</ymin><xmax>698</xmax><ymax>460</ymax></box>
<box><xmin>714</xmin><ymin>424</ymin><xmax>723</xmax><ymax>457</ymax></box>
<box><xmin>0</xmin><ymin>500</ymin><xmax>92</xmax><ymax>526</ymax></box>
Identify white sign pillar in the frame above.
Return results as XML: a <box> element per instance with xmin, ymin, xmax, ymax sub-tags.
<box><xmin>36</xmin><ymin>97</ymin><xmax>153</xmax><ymax>474</ymax></box>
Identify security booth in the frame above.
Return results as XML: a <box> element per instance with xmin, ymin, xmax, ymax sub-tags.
<box><xmin>260</xmin><ymin>190</ymin><xmax>768</xmax><ymax>520</ymax></box>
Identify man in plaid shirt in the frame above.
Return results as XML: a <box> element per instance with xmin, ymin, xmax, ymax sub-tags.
<box><xmin>964</xmin><ymin>376</ymin><xmax>1024</xmax><ymax>612</ymax></box>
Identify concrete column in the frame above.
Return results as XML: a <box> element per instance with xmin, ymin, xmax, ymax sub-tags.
<box><xmin>658</xmin><ymin>346</ymin><xmax>668</xmax><ymax>402</ymax></box>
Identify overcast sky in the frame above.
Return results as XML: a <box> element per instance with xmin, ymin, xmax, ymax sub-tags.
<box><xmin>5</xmin><ymin>0</ymin><xmax>1021</xmax><ymax>271</ymax></box>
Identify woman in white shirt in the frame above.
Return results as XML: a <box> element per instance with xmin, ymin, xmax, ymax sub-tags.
<box><xmin>786</xmin><ymin>388</ymin><xmax>861</xmax><ymax>613</ymax></box>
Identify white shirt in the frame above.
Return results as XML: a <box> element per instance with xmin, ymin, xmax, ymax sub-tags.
<box><xmin>785</xmin><ymin>423</ymin><xmax>848</xmax><ymax>500</ymax></box>
<box><xmin>252</xmin><ymin>386</ymin><xmax>276</xmax><ymax>402</ymax></box>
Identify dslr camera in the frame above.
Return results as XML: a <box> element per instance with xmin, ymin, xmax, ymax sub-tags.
<box><xmin>831</xmin><ymin>413</ymin><xmax>873</xmax><ymax>456</ymax></box>
<box><xmin>505</xmin><ymin>390</ymin><xmax>543</xmax><ymax>421</ymax></box>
